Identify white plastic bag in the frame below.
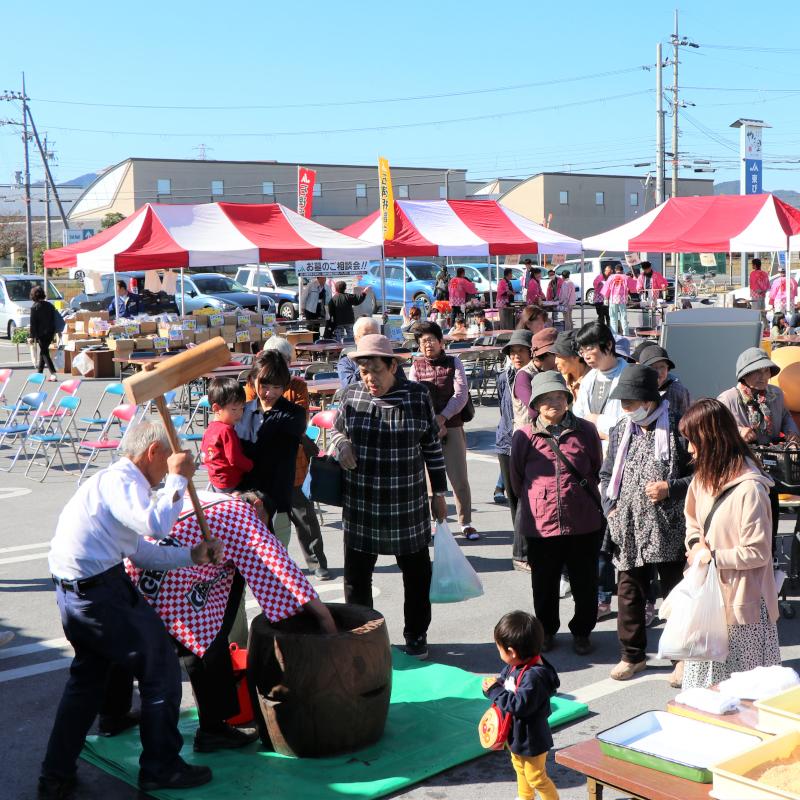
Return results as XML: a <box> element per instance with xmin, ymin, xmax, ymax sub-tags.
<box><xmin>71</xmin><ymin>351</ymin><xmax>94</xmax><ymax>376</ymax></box>
<box><xmin>658</xmin><ymin>558</ymin><xmax>729</xmax><ymax>662</ymax></box>
<box><xmin>429</xmin><ymin>521</ymin><xmax>484</xmax><ymax>603</ymax></box>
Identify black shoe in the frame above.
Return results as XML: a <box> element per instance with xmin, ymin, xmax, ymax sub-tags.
<box><xmin>193</xmin><ymin>723</ymin><xmax>259</xmax><ymax>753</ymax></box>
<box><xmin>314</xmin><ymin>568</ymin><xmax>332</xmax><ymax>581</ymax></box>
<box><xmin>540</xmin><ymin>634</ymin><xmax>556</xmax><ymax>653</ymax></box>
<box><xmin>404</xmin><ymin>635</ymin><xmax>429</xmax><ymax>661</ymax></box>
<box><xmin>573</xmin><ymin>635</ymin><xmax>593</xmax><ymax>656</ymax></box>
<box><xmin>98</xmin><ymin>709</ymin><xmax>140</xmax><ymax>737</ymax></box>
<box><xmin>138</xmin><ymin>764</ymin><xmax>213</xmax><ymax>791</ymax></box>
<box><xmin>493</xmin><ymin>488</ymin><xmax>508</xmax><ymax>505</ymax></box>
<box><xmin>37</xmin><ymin>774</ymin><xmax>76</xmax><ymax>799</ymax></box>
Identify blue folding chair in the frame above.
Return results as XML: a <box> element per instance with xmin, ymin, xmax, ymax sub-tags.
<box><xmin>2</xmin><ymin>373</ymin><xmax>46</xmax><ymax>422</ymax></box>
<box><xmin>25</xmin><ymin>396</ymin><xmax>83</xmax><ymax>482</ymax></box>
<box><xmin>180</xmin><ymin>395</ymin><xmax>211</xmax><ymax>458</ymax></box>
<box><xmin>78</xmin><ymin>382</ymin><xmax>127</xmax><ymax>442</ymax></box>
<box><xmin>0</xmin><ymin>391</ymin><xmax>48</xmax><ymax>472</ymax></box>
<box><xmin>312</xmin><ymin>372</ymin><xmax>338</xmax><ymax>381</ymax></box>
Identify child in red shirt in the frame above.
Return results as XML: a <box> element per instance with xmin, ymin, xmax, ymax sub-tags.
<box><xmin>201</xmin><ymin>377</ymin><xmax>253</xmax><ymax>491</ymax></box>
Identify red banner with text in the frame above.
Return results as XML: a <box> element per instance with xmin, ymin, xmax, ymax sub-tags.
<box><xmin>298</xmin><ymin>168</ymin><xmax>316</xmax><ymax>218</ymax></box>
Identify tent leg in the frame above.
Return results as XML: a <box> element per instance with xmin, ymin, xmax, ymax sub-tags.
<box><xmin>379</xmin><ymin>251</ymin><xmax>387</xmax><ymax>318</ymax></box>
<box><xmin>580</xmin><ymin>252</ymin><xmax>585</xmax><ymax>327</ymax></box>
<box><xmin>180</xmin><ymin>267</ymin><xmax>185</xmax><ymax>316</ymax></box>
<box><xmin>256</xmin><ymin>262</ymin><xmax>261</xmax><ymax>313</ymax></box>
<box><xmin>488</xmin><ymin>255</ymin><xmax>493</xmax><ymax>313</ymax></box>
<box><xmin>403</xmin><ymin>256</ymin><xmax>407</xmax><ymax>317</ymax></box>
<box><xmin>112</xmin><ymin>263</ymin><xmax>117</xmax><ymax>320</ymax></box>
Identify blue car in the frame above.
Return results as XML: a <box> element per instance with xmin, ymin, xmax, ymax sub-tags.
<box><xmin>356</xmin><ymin>260</ymin><xmax>441</xmax><ymax>315</ymax></box>
<box><xmin>449</xmin><ymin>264</ymin><xmax>523</xmax><ymax>301</ymax></box>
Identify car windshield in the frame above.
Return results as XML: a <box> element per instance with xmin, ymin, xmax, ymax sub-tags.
<box><xmin>407</xmin><ymin>264</ymin><xmax>439</xmax><ymax>281</ymax></box>
<box><xmin>460</xmin><ymin>267</ymin><xmax>483</xmax><ymax>282</ymax></box>
<box><xmin>193</xmin><ymin>277</ymin><xmax>248</xmax><ymax>294</ymax></box>
<box><xmin>5</xmin><ymin>279</ymin><xmax>60</xmax><ymax>301</ymax></box>
<box><xmin>272</xmin><ymin>270</ymin><xmax>299</xmax><ymax>287</ymax></box>
<box><xmin>476</xmin><ymin>267</ymin><xmax>522</xmax><ymax>281</ymax></box>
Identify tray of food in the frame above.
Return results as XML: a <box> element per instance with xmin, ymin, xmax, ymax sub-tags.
<box><xmin>755</xmin><ymin>686</ymin><xmax>800</xmax><ymax>735</ymax></box>
<box><xmin>597</xmin><ymin>711</ymin><xmax>762</xmax><ymax>783</ymax></box>
<box><xmin>711</xmin><ymin>729</ymin><xmax>800</xmax><ymax>798</ymax></box>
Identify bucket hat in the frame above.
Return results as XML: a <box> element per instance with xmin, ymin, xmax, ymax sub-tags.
<box><xmin>531</xmin><ymin>327</ymin><xmax>559</xmax><ymax>357</ymax></box>
<box><xmin>735</xmin><ymin>347</ymin><xmax>779</xmax><ymax>380</ymax></box>
<box><xmin>529</xmin><ymin>371</ymin><xmax>571</xmax><ymax>410</ymax></box>
<box><xmin>549</xmin><ymin>330</ymin><xmax>579</xmax><ymax>359</ymax></box>
<box><xmin>501</xmin><ymin>329</ymin><xmax>534</xmax><ymax>356</ymax></box>
<box><xmin>348</xmin><ymin>334</ymin><xmax>408</xmax><ymax>365</ymax></box>
<box><xmin>609</xmin><ymin>364</ymin><xmax>661</xmax><ymax>402</ymax></box>
<box><xmin>613</xmin><ymin>335</ymin><xmax>636</xmax><ymax>363</ymax></box>
<box><xmin>638</xmin><ymin>345</ymin><xmax>675</xmax><ymax>371</ymax></box>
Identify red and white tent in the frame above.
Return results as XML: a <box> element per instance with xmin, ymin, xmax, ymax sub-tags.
<box><xmin>341</xmin><ymin>199</ymin><xmax>582</xmax><ymax>256</ymax></box>
<box><xmin>44</xmin><ymin>202</ymin><xmax>382</xmax><ymax>272</ymax></box>
<box><xmin>582</xmin><ymin>194</ymin><xmax>800</xmax><ymax>253</ymax></box>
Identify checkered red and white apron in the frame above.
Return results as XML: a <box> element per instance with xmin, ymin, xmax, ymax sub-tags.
<box><xmin>126</xmin><ymin>494</ymin><xmax>317</xmax><ymax>657</ymax></box>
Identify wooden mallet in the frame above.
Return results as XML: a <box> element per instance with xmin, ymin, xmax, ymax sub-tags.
<box><xmin>122</xmin><ymin>337</ymin><xmax>233</xmax><ymax>542</ymax></box>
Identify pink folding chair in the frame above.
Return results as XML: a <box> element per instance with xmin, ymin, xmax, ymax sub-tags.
<box><xmin>76</xmin><ymin>403</ymin><xmax>138</xmax><ymax>485</ymax></box>
<box><xmin>0</xmin><ymin>369</ymin><xmax>11</xmax><ymax>407</ymax></box>
<box><xmin>38</xmin><ymin>379</ymin><xmax>82</xmax><ymax>433</ymax></box>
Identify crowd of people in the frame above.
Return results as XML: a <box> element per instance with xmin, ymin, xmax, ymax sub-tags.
<box><xmin>38</xmin><ymin>276</ymin><xmax>790</xmax><ymax>799</ymax></box>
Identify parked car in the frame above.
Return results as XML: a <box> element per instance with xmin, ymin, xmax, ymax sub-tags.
<box><xmin>447</xmin><ymin>264</ymin><xmax>524</xmax><ymax>302</ymax></box>
<box><xmin>70</xmin><ymin>272</ymin><xmax>179</xmax><ymax>316</ymax></box>
<box><xmin>1</xmin><ymin>275</ymin><xmax>64</xmax><ymax>339</ymax></box>
<box><xmin>176</xmin><ymin>274</ymin><xmax>275</xmax><ymax>314</ymax></box>
<box><xmin>235</xmin><ymin>264</ymin><xmax>300</xmax><ymax>319</ymax></box>
<box><xmin>356</xmin><ymin>260</ymin><xmax>440</xmax><ymax>315</ymax></box>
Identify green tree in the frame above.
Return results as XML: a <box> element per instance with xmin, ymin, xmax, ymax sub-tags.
<box><xmin>101</xmin><ymin>212</ymin><xmax>126</xmax><ymax>230</ymax></box>
<box><xmin>33</xmin><ymin>241</ymin><xmax>62</xmax><ymax>273</ymax></box>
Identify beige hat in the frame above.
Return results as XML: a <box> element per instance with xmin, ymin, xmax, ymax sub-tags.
<box><xmin>347</xmin><ymin>334</ymin><xmax>409</xmax><ymax>365</ymax></box>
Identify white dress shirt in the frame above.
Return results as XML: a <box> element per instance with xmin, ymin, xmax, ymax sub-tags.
<box><xmin>48</xmin><ymin>458</ymin><xmax>194</xmax><ymax>580</ymax></box>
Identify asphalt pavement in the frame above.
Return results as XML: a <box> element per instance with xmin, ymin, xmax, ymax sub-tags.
<box><xmin>1</xmin><ymin>327</ymin><xmax>799</xmax><ymax>800</ymax></box>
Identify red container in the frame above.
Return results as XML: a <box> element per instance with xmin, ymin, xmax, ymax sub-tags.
<box><xmin>225</xmin><ymin>643</ymin><xmax>254</xmax><ymax>726</ymax></box>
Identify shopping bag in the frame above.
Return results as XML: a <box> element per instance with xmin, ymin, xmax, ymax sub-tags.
<box><xmin>429</xmin><ymin>521</ymin><xmax>484</xmax><ymax>603</ymax></box>
<box><xmin>657</xmin><ymin>558</ymin><xmax>729</xmax><ymax>662</ymax></box>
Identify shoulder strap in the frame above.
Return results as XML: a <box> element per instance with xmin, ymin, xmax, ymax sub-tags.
<box><xmin>703</xmin><ymin>485</ymin><xmax>737</xmax><ymax>538</ymax></box>
<box><xmin>539</xmin><ymin>432</ymin><xmax>603</xmax><ymax>511</ymax></box>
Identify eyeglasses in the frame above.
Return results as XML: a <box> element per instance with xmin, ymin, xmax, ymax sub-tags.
<box><xmin>418</xmin><ymin>337</ymin><xmax>440</xmax><ymax>346</ymax></box>
<box><xmin>578</xmin><ymin>345</ymin><xmax>599</xmax><ymax>357</ymax></box>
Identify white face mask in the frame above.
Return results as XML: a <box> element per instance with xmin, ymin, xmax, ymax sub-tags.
<box><xmin>624</xmin><ymin>404</ymin><xmax>650</xmax><ymax>423</ymax></box>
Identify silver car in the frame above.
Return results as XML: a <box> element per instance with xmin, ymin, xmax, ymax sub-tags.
<box><xmin>0</xmin><ymin>275</ymin><xmax>63</xmax><ymax>339</ymax></box>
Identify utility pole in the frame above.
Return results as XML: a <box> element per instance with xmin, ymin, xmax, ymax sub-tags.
<box><xmin>26</xmin><ymin>105</ymin><xmax>68</xmax><ymax>230</ymax></box>
<box><xmin>21</xmin><ymin>75</ymin><xmax>33</xmax><ymax>273</ymax></box>
<box><xmin>671</xmin><ymin>10</ymin><xmax>679</xmax><ymax>201</ymax></box>
<box><xmin>43</xmin><ymin>135</ymin><xmax>51</xmax><ymax>248</ymax></box>
<box><xmin>656</xmin><ymin>42</ymin><xmax>664</xmax><ymax>205</ymax></box>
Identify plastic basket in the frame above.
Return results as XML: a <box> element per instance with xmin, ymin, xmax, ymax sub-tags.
<box><xmin>754</xmin><ymin>445</ymin><xmax>800</xmax><ymax>486</ymax></box>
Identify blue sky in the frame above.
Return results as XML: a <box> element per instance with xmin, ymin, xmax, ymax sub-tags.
<box><xmin>1</xmin><ymin>0</ymin><xmax>798</xmax><ymax>192</ymax></box>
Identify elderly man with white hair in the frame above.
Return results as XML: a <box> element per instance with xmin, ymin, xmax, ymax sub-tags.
<box><xmin>337</xmin><ymin>316</ymin><xmax>406</xmax><ymax>387</ymax></box>
<box><xmin>40</xmin><ymin>420</ymin><xmax>224</xmax><ymax>799</ymax></box>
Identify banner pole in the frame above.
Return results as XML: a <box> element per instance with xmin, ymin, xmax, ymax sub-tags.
<box><xmin>403</xmin><ymin>256</ymin><xmax>407</xmax><ymax>316</ymax></box>
<box><xmin>580</xmin><ymin>251</ymin><xmax>585</xmax><ymax>327</ymax></box>
<box><xmin>256</xmin><ymin>262</ymin><xmax>261</xmax><ymax>313</ymax></box>
<box><xmin>180</xmin><ymin>267</ymin><xmax>185</xmax><ymax>316</ymax></box>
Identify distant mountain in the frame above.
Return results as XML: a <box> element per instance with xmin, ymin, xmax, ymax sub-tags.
<box><xmin>714</xmin><ymin>180</ymin><xmax>800</xmax><ymax>210</ymax></box>
<box><xmin>59</xmin><ymin>171</ymin><xmax>100</xmax><ymax>188</ymax></box>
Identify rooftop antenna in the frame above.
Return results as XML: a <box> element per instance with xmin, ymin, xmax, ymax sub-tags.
<box><xmin>192</xmin><ymin>143</ymin><xmax>213</xmax><ymax>160</ymax></box>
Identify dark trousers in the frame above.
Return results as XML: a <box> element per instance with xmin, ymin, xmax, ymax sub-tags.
<box><xmin>617</xmin><ymin>560</ymin><xmax>685</xmax><ymax>664</ymax></box>
<box><xmin>594</xmin><ymin>303</ymin><xmax>610</xmax><ymax>327</ymax></box>
<box><xmin>527</xmin><ymin>532</ymin><xmax>600</xmax><ymax>638</ymax></box>
<box><xmin>498</xmin><ymin>454</ymin><xmax>519</xmax><ymax>533</ymax></box>
<box><xmin>101</xmin><ymin>572</ymin><xmax>246</xmax><ymax>734</ymax></box>
<box><xmin>291</xmin><ymin>485</ymin><xmax>328</xmax><ymax>571</ymax></box>
<box><xmin>344</xmin><ymin>545</ymin><xmax>432</xmax><ymax>639</ymax></box>
<box><xmin>42</xmin><ymin>567</ymin><xmax>184</xmax><ymax>781</ymax></box>
<box><xmin>37</xmin><ymin>334</ymin><xmax>56</xmax><ymax>374</ymax></box>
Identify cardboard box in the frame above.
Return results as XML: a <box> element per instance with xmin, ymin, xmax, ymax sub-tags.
<box><xmin>134</xmin><ymin>337</ymin><xmax>155</xmax><ymax>350</ymax></box>
<box><xmin>191</xmin><ymin>314</ymin><xmax>208</xmax><ymax>328</ymax></box>
<box><xmin>106</xmin><ymin>325</ymin><xmax>125</xmax><ymax>336</ymax></box>
<box><xmin>234</xmin><ymin>341</ymin><xmax>253</xmax><ymax>354</ymax></box>
<box><xmin>75</xmin><ymin>310</ymin><xmax>109</xmax><ymax>323</ymax></box>
<box><xmin>205</xmin><ymin>327</ymin><xmax>221</xmax><ymax>339</ymax></box>
<box><xmin>64</xmin><ymin>339</ymin><xmax>95</xmax><ymax>352</ymax></box>
<box><xmin>108</xmin><ymin>338</ymin><xmax>135</xmax><ymax>352</ymax></box>
<box><xmin>220</xmin><ymin>324</ymin><xmax>236</xmax><ymax>338</ymax></box>
<box><xmin>181</xmin><ymin>331</ymin><xmax>195</xmax><ymax>345</ymax></box>
<box><xmin>193</xmin><ymin>328</ymin><xmax>210</xmax><ymax>344</ymax></box>
<box><xmin>180</xmin><ymin>317</ymin><xmax>197</xmax><ymax>331</ymax></box>
<box><xmin>248</xmin><ymin>326</ymin><xmax>265</xmax><ymax>341</ymax></box>
<box><xmin>221</xmin><ymin>330</ymin><xmax>236</xmax><ymax>344</ymax></box>
<box><xmin>138</xmin><ymin>321</ymin><xmax>158</xmax><ymax>334</ymax></box>
<box><xmin>207</xmin><ymin>313</ymin><xmax>224</xmax><ymax>328</ymax></box>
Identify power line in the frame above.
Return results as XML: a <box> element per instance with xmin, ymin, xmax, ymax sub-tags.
<box><xmin>29</xmin><ymin>66</ymin><xmax>652</xmax><ymax>110</ymax></box>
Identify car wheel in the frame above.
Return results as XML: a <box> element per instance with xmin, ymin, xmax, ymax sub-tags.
<box><xmin>367</xmin><ymin>291</ymin><xmax>377</xmax><ymax>315</ymax></box>
<box><xmin>413</xmin><ymin>293</ymin><xmax>431</xmax><ymax>316</ymax></box>
<box><xmin>6</xmin><ymin>322</ymin><xmax>13</xmax><ymax>340</ymax></box>
<box><xmin>586</xmin><ymin>289</ymin><xmax>595</xmax><ymax>304</ymax></box>
<box><xmin>278</xmin><ymin>301</ymin><xmax>297</xmax><ymax>320</ymax></box>
<box><xmin>74</xmin><ymin>270</ymin><xmax>85</xmax><ymax>281</ymax></box>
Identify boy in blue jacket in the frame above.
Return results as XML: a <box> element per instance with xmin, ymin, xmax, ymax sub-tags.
<box><xmin>483</xmin><ymin>611</ymin><xmax>560</xmax><ymax>800</ymax></box>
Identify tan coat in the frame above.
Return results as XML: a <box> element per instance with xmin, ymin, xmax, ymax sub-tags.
<box><xmin>684</xmin><ymin>461</ymin><xmax>778</xmax><ymax>626</ymax></box>
<box><xmin>512</xmin><ymin>361</ymin><xmax>538</xmax><ymax>432</ymax></box>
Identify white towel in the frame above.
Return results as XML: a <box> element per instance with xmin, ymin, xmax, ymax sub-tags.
<box><xmin>719</xmin><ymin>666</ymin><xmax>800</xmax><ymax>701</ymax></box>
<box><xmin>161</xmin><ymin>269</ymin><xmax>178</xmax><ymax>294</ymax></box>
<box><xmin>84</xmin><ymin>270</ymin><xmax>104</xmax><ymax>295</ymax></box>
<box><xmin>144</xmin><ymin>270</ymin><xmax>162</xmax><ymax>293</ymax></box>
<box><xmin>674</xmin><ymin>688</ymin><xmax>739</xmax><ymax>715</ymax></box>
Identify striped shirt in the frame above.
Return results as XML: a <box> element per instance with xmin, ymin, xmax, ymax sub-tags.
<box><xmin>495</xmin><ymin>365</ymin><xmax>516</xmax><ymax>455</ymax></box>
<box><xmin>332</xmin><ymin>379</ymin><xmax>447</xmax><ymax>555</ymax></box>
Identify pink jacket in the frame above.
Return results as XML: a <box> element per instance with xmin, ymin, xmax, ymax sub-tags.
<box><xmin>769</xmin><ymin>276</ymin><xmax>797</xmax><ymax>307</ymax></box>
<box><xmin>526</xmin><ymin>279</ymin><xmax>544</xmax><ymax>304</ymax></box>
<box><xmin>558</xmin><ymin>280</ymin><xmax>576</xmax><ymax>307</ymax></box>
<box><xmin>636</xmin><ymin>269</ymin><xmax>668</xmax><ymax>299</ymax></box>
<box><xmin>448</xmin><ymin>277</ymin><xmax>478</xmax><ymax>307</ymax></box>
<box><xmin>510</xmin><ymin>415</ymin><xmax>603</xmax><ymax>538</ymax></box>
<box><xmin>750</xmin><ymin>269</ymin><xmax>770</xmax><ymax>299</ymax></box>
<box><xmin>602</xmin><ymin>274</ymin><xmax>630</xmax><ymax>304</ymax></box>
<box><xmin>684</xmin><ymin>461</ymin><xmax>778</xmax><ymax>625</ymax></box>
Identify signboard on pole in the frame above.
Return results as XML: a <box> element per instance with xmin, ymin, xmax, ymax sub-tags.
<box><xmin>551</xmin><ymin>254</ymin><xmax>566</xmax><ymax>266</ymax></box>
<box><xmin>504</xmin><ymin>254</ymin><xmax>520</xmax><ymax>265</ymax></box>
<box><xmin>297</xmin><ymin>168</ymin><xmax>316</xmax><ymax>218</ymax></box>
<box><xmin>62</xmin><ymin>229</ymin><xmax>94</xmax><ymax>246</ymax></box>
<box><xmin>296</xmin><ymin>260</ymin><xmax>370</xmax><ymax>278</ymax></box>
<box><xmin>625</xmin><ymin>252</ymin><xmax>642</xmax><ymax>267</ymax></box>
<box><xmin>378</xmin><ymin>156</ymin><xmax>395</xmax><ymax>240</ymax></box>
<box><xmin>700</xmin><ymin>253</ymin><xmax>717</xmax><ymax>268</ymax></box>
<box><xmin>731</xmin><ymin>119</ymin><xmax>769</xmax><ymax>196</ymax></box>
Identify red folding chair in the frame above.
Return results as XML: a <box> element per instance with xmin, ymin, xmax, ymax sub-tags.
<box><xmin>76</xmin><ymin>403</ymin><xmax>138</xmax><ymax>485</ymax></box>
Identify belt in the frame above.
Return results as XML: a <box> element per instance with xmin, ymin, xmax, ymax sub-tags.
<box><xmin>52</xmin><ymin>562</ymin><xmax>125</xmax><ymax>593</ymax></box>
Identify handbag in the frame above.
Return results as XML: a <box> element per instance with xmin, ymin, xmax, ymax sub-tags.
<box><xmin>478</xmin><ymin>657</ymin><xmax>540</xmax><ymax>750</ymax></box>
<box><xmin>308</xmin><ymin>452</ymin><xmax>343</xmax><ymax>507</ymax></box>
<box><xmin>541</xmin><ymin>434</ymin><xmax>602</xmax><ymax>511</ymax></box>
<box><xmin>460</xmin><ymin>395</ymin><xmax>475</xmax><ymax>424</ymax></box>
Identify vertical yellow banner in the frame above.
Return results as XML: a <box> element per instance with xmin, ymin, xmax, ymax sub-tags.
<box><xmin>378</xmin><ymin>156</ymin><xmax>395</xmax><ymax>241</ymax></box>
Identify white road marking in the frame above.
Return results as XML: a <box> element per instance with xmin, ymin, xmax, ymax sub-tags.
<box><xmin>244</xmin><ymin>583</ymin><xmax>379</xmax><ymax>611</ymax></box>
<box><xmin>0</xmin><ymin>541</ymin><xmax>51</xmax><ymax>554</ymax></box>
<box><xmin>0</xmin><ymin>488</ymin><xmax>32</xmax><ymax>499</ymax></box>
<box><xmin>0</xmin><ymin>552</ymin><xmax>50</xmax><ymax>566</ymax></box>
<box><xmin>0</xmin><ymin>637</ymin><xmax>70</xmax><ymax>661</ymax></box>
<box><xmin>466</xmin><ymin>453</ymin><xmax>498</xmax><ymax>464</ymax></box>
<box><xmin>0</xmin><ymin>658</ymin><xmax>74</xmax><ymax>683</ymax></box>
<box><xmin>559</xmin><ymin>672</ymin><xmax>670</xmax><ymax>705</ymax></box>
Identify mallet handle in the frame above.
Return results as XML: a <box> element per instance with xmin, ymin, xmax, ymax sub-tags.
<box><xmin>153</xmin><ymin>394</ymin><xmax>213</xmax><ymax>543</ymax></box>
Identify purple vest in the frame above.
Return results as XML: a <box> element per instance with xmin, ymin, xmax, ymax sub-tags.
<box><xmin>413</xmin><ymin>354</ymin><xmax>463</xmax><ymax>427</ymax></box>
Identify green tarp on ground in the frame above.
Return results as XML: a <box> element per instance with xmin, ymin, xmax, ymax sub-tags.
<box><xmin>81</xmin><ymin>650</ymin><xmax>588</xmax><ymax>799</ymax></box>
